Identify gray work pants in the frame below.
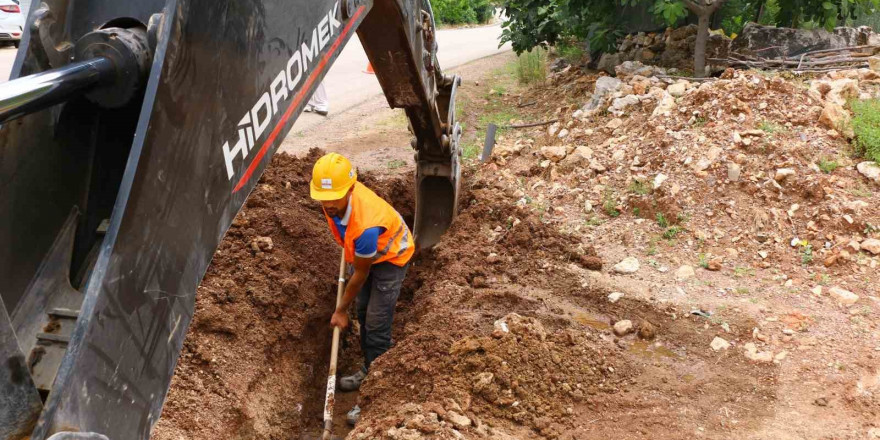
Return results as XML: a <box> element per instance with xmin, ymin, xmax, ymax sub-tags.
<box><xmin>356</xmin><ymin>261</ymin><xmax>408</xmax><ymax>371</ymax></box>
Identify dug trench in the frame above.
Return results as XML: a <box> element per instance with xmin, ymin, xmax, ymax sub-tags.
<box><xmin>153</xmin><ymin>150</ymin><xmax>780</xmax><ymax>439</ymax></box>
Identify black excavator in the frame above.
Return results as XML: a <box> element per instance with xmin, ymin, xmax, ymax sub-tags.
<box><xmin>0</xmin><ymin>0</ymin><xmax>461</xmax><ymax>438</ymax></box>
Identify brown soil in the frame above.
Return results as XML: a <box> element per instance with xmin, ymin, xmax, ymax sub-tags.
<box><xmin>151</xmin><ymin>150</ymin><xmax>413</xmax><ymax>440</ymax></box>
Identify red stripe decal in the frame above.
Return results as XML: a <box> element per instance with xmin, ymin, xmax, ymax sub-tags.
<box><xmin>233</xmin><ymin>5</ymin><xmax>367</xmax><ymax>193</ymax></box>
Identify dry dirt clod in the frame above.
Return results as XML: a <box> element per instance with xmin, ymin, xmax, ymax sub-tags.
<box><xmin>710</xmin><ymin>337</ymin><xmax>731</xmax><ymax>351</ymax></box>
<box><xmin>828</xmin><ymin>286</ymin><xmax>859</xmax><ymax>305</ymax></box>
<box><xmin>637</xmin><ymin>320</ymin><xmax>656</xmax><ymax>340</ymax></box>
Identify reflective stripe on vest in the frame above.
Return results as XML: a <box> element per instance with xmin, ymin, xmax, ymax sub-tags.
<box><xmin>323</xmin><ymin>182</ymin><xmax>414</xmax><ymax>266</ymax></box>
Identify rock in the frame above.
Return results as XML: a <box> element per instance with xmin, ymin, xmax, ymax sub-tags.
<box><xmin>540</xmin><ymin>146</ymin><xmax>567</xmax><ymax>162</ymax></box>
<box><xmin>486</xmin><ymin>253</ymin><xmax>501</xmax><ymax>264</ymax></box>
<box><xmin>829</xmin><ymin>286</ymin><xmax>859</xmax><ymax>305</ymax></box>
<box><xmin>492</xmin><ymin>318</ymin><xmax>510</xmax><ymax>338</ymax></box>
<box><xmin>743</xmin><ymin>342</ymin><xmax>774</xmax><ymax>363</ymax></box>
<box><xmin>857</xmin><ymin>161</ymin><xmax>880</xmax><ymax>183</ymax></box>
<box><xmin>558</xmin><ymin>146</ymin><xmax>593</xmax><ymax>172</ymax></box>
<box><xmin>732</xmin><ymin>23</ymin><xmax>875</xmax><ymax>60</ymax></box>
<box><xmin>710</xmin><ymin>336</ymin><xmax>731</xmax><ymax>351</ymax></box>
<box><xmin>653</xmin><ymin>173</ymin><xmax>668</xmax><ymax>189</ymax></box>
<box><xmin>651</xmin><ymin>91</ymin><xmax>676</xmax><ymax>117</ymax></box>
<box><xmin>861</xmin><ymin>238</ymin><xmax>880</xmax><ymax>255</ymax></box>
<box><xmin>869</xmin><ymin>56</ymin><xmax>880</xmax><ymax>72</ymax></box>
<box><xmin>727</xmin><ymin>162</ymin><xmax>741</xmax><ymax>182</ymax></box>
<box><xmin>596</xmin><ymin>53</ymin><xmax>621</xmax><ymax>75</ymax></box>
<box><xmin>774</xmin><ymin>351</ymin><xmax>789</xmax><ymax>363</ymax></box>
<box><xmin>608</xmin><ymin>292</ymin><xmax>624</xmax><ymax>303</ymax></box>
<box><xmin>818</xmin><ymin>102</ymin><xmax>851</xmax><ymax>136</ymax></box>
<box><xmin>675</xmin><ymin>265</ymin><xmax>696</xmax><ymax>280</ymax></box>
<box><xmin>589</xmin><ymin>159</ymin><xmax>607</xmax><ymax>173</ymax></box>
<box><xmin>774</xmin><ymin>168</ymin><xmax>796</xmax><ymax>182</ymax></box>
<box><xmin>584</xmin><ymin>76</ymin><xmax>623</xmax><ymax>113</ymax></box>
<box><xmin>613</xmin><ymin>320</ymin><xmax>634</xmax><ymax>336</ymax></box>
<box><xmin>251</xmin><ymin>236</ymin><xmax>273</xmax><ymax>252</ymax></box>
<box><xmin>557</xmin><ymin>128</ymin><xmax>569</xmax><ymax>139</ymax></box>
<box><xmin>811</xmin><ymin>286</ymin><xmax>823</xmax><ymax>296</ymax></box>
<box><xmin>445</xmin><ymin>411</ymin><xmax>471</xmax><ymax>429</ymax></box>
<box><xmin>611</xmin><ymin>150</ymin><xmax>626</xmax><ymax>162</ymax></box>
<box><xmin>706</xmin><ymin>260</ymin><xmax>722</xmax><ymax>271</ymax></box>
<box><xmin>606</xmin><ymin>118</ymin><xmax>624</xmax><ymax>130</ymax></box>
<box><xmin>637</xmin><ymin>320</ymin><xmax>656</xmax><ymax>340</ymax></box>
<box><xmin>610</xmin><ymin>95</ymin><xmax>641</xmax><ymax>114</ymax></box>
<box><xmin>613</xmin><ymin>257</ymin><xmax>640</xmax><ymax>274</ymax></box>
<box><xmin>667</xmin><ymin>82</ymin><xmax>687</xmax><ymax>97</ymax></box>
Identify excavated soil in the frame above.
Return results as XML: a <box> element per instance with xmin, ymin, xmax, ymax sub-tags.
<box><xmin>151</xmin><ymin>150</ymin><xmax>413</xmax><ymax>440</ymax></box>
<box><xmin>348</xmin><ymin>169</ymin><xmax>779</xmax><ymax>439</ymax></box>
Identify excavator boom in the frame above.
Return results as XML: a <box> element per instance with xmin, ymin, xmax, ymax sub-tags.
<box><xmin>0</xmin><ymin>1</ymin><xmax>460</xmax><ymax>439</ymax></box>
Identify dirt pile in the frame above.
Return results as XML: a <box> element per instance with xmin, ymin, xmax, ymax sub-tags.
<box><xmin>501</xmin><ymin>60</ymin><xmax>880</xmax><ymax>279</ymax></box>
<box><xmin>152</xmin><ymin>150</ymin><xmax>412</xmax><ymax>440</ymax></box>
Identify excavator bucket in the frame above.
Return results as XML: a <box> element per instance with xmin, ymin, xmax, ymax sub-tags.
<box><xmin>0</xmin><ymin>0</ymin><xmax>460</xmax><ymax>439</ymax></box>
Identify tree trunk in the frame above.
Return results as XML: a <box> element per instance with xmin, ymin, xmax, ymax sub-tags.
<box><xmin>694</xmin><ymin>10</ymin><xmax>710</xmax><ymax>77</ymax></box>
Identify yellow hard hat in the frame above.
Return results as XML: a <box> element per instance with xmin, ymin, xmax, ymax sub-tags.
<box><xmin>310</xmin><ymin>153</ymin><xmax>357</xmax><ymax>201</ymax></box>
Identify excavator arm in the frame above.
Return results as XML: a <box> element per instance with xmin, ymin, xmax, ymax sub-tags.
<box><xmin>0</xmin><ymin>1</ymin><xmax>460</xmax><ymax>439</ymax></box>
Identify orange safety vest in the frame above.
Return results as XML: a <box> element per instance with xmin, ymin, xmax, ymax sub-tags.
<box><xmin>323</xmin><ymin>182</ymin><xmax>414</xmax><ymax>266</ymax></box>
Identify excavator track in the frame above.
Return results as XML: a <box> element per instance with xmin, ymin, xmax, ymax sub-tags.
<box><xmin>0</xmin><ymin>1</ymin><xmax>460</xmax><ymax>439</ymax></box>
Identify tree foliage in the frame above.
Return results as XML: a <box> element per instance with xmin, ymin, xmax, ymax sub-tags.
<box><xmin>499</xmin><ymin>0</ymin><xmax>880</xmax><ymax>73</ymax></box>
<box><xmin>431</xmin><ymin>0</ymin><xmax>495</xmax><ymax>24</ymax></box>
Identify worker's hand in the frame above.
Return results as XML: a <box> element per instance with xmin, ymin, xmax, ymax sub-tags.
<box><xmin>330</xmin><ymin>310</ymin><xmax>350</xmax><ymax>329</ymax></box>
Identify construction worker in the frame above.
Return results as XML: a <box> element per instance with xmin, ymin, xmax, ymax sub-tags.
<box><xmin>310</xmin><ymin>153</ymin><xmax>414</xmax><ymax>425</ymax></box>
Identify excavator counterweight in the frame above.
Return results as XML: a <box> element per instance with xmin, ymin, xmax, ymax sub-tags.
<box><xmin>0</xmin><ymin>1</ymin><xmax>460</xmax><ymax>439</ymax></box>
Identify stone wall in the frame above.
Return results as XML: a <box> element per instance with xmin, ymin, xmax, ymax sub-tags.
<box><xmin>597</xmin><ymin>24</ymin><xmax>732</xmax><ymax>75</ymax></box>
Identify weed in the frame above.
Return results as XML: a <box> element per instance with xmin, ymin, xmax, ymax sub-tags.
<box><xmin>586</xmin><ymin>216</ymin><xmax>604</xmax><ymax>227</ymax></box>
<box><xmin>677</xmin><ymin>213</ymin><xmax>690</xmax><ymax>224</ymax></box>
<box><xmin>656</xmin><ymin>213</ymin><xmax>669</xmax><ymax>229</ymax></box>
<box><xmin>734</xmin><ymin>266</ymin><xmax>756</xmax><ymax>277</ymax></box>
<box><xmin>515</xmin><ymin>48</ymin><xmax>548</xmax><ymax>85</ymax></box>
<box><xmin>603</xmin><ymin>190</ymin><xmax>620</xmax><ymax>217</ymax></box>
<box><xmin>801</xmin><ymin>244</ymin><xmax>814</xmax><ymax>265</ymax></box>
<box><xmin>693</xmin><ymin>115</ymin><xmax>708</xmax><ymax>127</ymax></box>
<box><xmin>816</xmin><ymin>273</ymin><xmax>831</xmax><ymax>286</ymax></box>
<box><xmin>817</xmin><ymin>157</ymin><xmax>840</xmax><ymax>174</ymax></box>
<box><xmin>647</xmin><ymin>236</ymin><xmax>659</xmax><ymax>256</ymax></box>
<box><xmin>663</xmin><ymin>226</ymin><xmax>683</xmax><ymax>240</ymax></box>
<box><xmin>758</xmin><ymin>120</ymin><xmax>785</xmax><ymax>134</ymax></box>
<box><xmin>633</xmin><ymin>207</ymin><xmax>642</xmax><ymax>218</ymax></box>
<box><xmin>851</xmin><ymin>98</ymin><xmax>880</xmax><ymax>163</ymax></box>
<box><xmin>387</xmin><ymin>159</ymin><xmax>407</xmax><ymax>170</ymax></box>
<box><xmin>735</xmin><ymin>287</ymin><xmax>750</xmax><ymax>295</ymax></box>
<box><xmin>849</xmin><ymin>185</ymin><xmax>872</xmax><ymax>198</ymax></box>
<box><xmin>628</xmin><ymin>180</ymin><xmax>651</xmax><ymax>195</ymax></box>
<box><xmin>698</xmin><ymin>253</ymin><xmax>709</xmax><ymax>269</ymax></box>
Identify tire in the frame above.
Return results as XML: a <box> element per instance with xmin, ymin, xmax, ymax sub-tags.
<box><xmin>13</xmin><ymin>41</ymin><xmax>19</xmax><ymax>48</ymax></box>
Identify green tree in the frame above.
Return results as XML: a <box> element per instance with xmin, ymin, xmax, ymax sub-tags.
<box><xmin>500</xmin><ymin>0</ymin><xmax>880</xmax><ymax>78</ymax></box>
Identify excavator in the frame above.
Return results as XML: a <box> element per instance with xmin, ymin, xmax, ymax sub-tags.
<box><xmin>0</xmin><ymin>0</ymin><xmax>461</xmax><ymax>438</ymax></box>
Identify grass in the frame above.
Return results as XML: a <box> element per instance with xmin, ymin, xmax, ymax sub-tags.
<box><xmin>515</xmin><ymin>48</ymin><xmax>548</xmax><ymax>85</ymax></box>
<box><xmin>461</xmin><ymin>141</ymin><xmax>480</xmax><ymax>161</ymax></box>
<box><xmin>628</xmin><ymin>180</ymin><xmax>651</xmax><ymax>195</ymax></box>
<box><xmin>387</xmin><ymin>159</ymin><xmax>407</xmax><ymax>170</ymax></box>
<box><xmin>693</xmin><ymin>116</ymin><xmax>708</xmax><ymax>127</ymax></box>
<box><xmin>851</xmin><ymin>98</ymin><xmax>880</xmax><ymax>164</ymax></box>
<box><xmin>556</xmin><ymin>39</ymin><xmax>585</xmax><ymax>64</ymax></box>
<box><xmin>817</xmin><ymin>157</ymin><xmax>840</xmax><ymax>174</ymax></box>
<box><xmin>735</xmin><ymin>287</ymin><xmax>750</xmax><ymax>295</ymax></box>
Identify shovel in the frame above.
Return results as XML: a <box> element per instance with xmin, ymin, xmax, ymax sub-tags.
<box><xmin>300</xmin><ymin>248</ymin><xmax>349</xmax><ymax>440</ymax></box>
<box><xmin>316</xmin><ymin>248</ymin><xmax>348</xmax><ymax>440</ymax></box>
